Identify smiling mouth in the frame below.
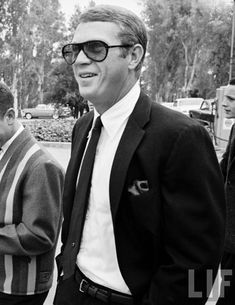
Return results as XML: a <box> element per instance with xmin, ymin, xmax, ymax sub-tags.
<box><xmin>79</xmin><ymin>73</ymin><xmax>97</xmax><ymax>78</ymax></box>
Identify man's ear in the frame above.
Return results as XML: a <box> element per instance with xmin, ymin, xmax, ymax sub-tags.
<box><xmin>4</xmin><ymin>108</ymin><xmax>15</xmax><ymax>125</ymax></box>
<box><xmin>128</xmin><ymin>44</ymin><xmax>144</xmax><ymax>71</ymax></box>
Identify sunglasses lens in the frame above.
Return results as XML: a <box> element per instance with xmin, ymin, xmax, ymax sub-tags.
<box><xmin>62</xmin><ymin>41</ymin><xmax>108</xmax><ymax>64</ymax></box>
<box><xmin>84</xmin><ymin>41</ymin><xmax>107</xmax><ymax>61</ymax></box>
<box><xmin>63</xmin><ymin>44</ymin><xmax>80</xmax><ymax>65</ymax></box>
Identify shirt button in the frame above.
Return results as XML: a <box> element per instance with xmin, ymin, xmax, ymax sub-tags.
<box><xmin>71</xmin><ymin>242</ymin><xmax>75</xmax><ymax>247</ymax></box>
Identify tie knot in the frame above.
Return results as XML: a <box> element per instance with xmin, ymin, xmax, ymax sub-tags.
<box><xmin>93</xmin><ymin>116</ymin><xmax>102</xmax><ymax>131</ymax></box>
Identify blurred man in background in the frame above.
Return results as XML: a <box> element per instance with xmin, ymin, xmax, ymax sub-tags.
<box><xmin>217</xmin><ymin>79</ymin><xmax>235</xmax><ymax>305</ymax></box>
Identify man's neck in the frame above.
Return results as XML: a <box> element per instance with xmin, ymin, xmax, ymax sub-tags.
<box><xmin>1</xmin><ymin>120</ymin><xmax>22</xmax><ymax>147</ymax></box>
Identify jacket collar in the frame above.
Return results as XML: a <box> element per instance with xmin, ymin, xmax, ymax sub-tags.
<box><xmin>0</xmin><ymin>127</ymin><xmax>35</xmax><ymax>172</ymax></box>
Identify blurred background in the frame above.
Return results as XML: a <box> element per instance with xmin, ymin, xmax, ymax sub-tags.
<box><xmin>1</xmin><ymin>0</ymin><xmax>235</xmax><ymax>147</ymax></box>
<box><xmin>0</xmin><ymin>0</ymin><xmax>233</xmax><ymax>110</ymax></box>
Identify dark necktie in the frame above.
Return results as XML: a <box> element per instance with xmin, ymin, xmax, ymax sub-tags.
<box><xmin>63</xmin><ymin>116</ymin><xmax>103</xmax><ymax>275</ymax></box>
<box><xmin>74</xmin><ymin>115</ymin><xmax>103</xmax><ymax>245</ymax></box>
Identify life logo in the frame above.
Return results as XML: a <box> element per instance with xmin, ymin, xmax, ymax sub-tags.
<box><xmin>188</xmin><ymin>269</ymin><xmax>232</xmax><ymax>301</ymax></box>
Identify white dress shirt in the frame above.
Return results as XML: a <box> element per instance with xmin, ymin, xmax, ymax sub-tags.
<box><xmin>77</xmin><ymin>81</ymin><xmax>140</xmax><ymax>294</ymax></box>
<box><xmin>0</xmin><ymin>125</ymin><xmax>24</xmax><ymax>161</ymax></box>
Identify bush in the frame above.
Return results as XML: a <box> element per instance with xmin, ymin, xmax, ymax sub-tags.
<box><xmin>22</xmin><ymin>118</ymin><xmax>76</xmax><ymax>142</ymax></box>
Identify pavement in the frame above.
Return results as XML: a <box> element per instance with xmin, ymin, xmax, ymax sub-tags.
<box><xmin>40</xmin><ymin>142</ymin><xmax>224</xmax><ymax>305</ymax></box>
<box><xmin>42</xmin><ymin>142</ymin><xmax>71</xmax><ymax>171</ymax></box>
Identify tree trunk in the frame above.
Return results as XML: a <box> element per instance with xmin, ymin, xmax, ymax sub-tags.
<box><xmin>11</xmin><ymin>70</ymin><xmax>18</xmax><ymax>117</ymax></box>
<box><xmin>187</xmin><ymin>49</ymin><xmax>198</xmax><ymax>93</ymax></box>
<box><xmin>38</xmin><ymin>63</ymin><xmax>44</xmax><ymax>103</ymax></box>
<box><xmin>181</xmin><ymin>39</ymin><xmax>189</xmax><ymax>96</ymax></box>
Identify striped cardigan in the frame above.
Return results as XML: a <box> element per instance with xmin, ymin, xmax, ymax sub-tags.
<box><xmin>0</xmin><ymin>128</ymin><xmax>64</xmax><ymax>295</ymax></box>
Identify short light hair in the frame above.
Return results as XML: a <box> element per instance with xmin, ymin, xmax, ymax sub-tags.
<box><xmin>0</xmin><ymin>82</ymin><xmax>14</xmax><ymax>118</ymax></box>
<box><xmin>77</xmin><ymin>5</ymin><xmax>148</xmax><ymax>74</ymax></box>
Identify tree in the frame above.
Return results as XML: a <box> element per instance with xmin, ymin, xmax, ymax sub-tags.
<box><xmin>141</xmin><ymin>0</ymin><xmax>232</xmax><ymax>102</ymax></box>
<box><xmin>0</xmin><ymin>0</ymin><xmax>30</xmax><ymax>114</ymax></box>
<box><xmin>0</xmin><ymin>0</ymin><xmax>67</xmax><ymax>113</ymax></box>
<box><xmin>0</xmin><ymin>0</ymin><xmax>232</xmax><ymax>109</ymax></box>
<box><xmin>24</xmin><ymin>0</ymin><xmax>66</xmax><ymax>106</ymax></box>
<box><xmin>67</xmin><ymin>4</ymin><xmax>82</xmax><ymax>39</ymax></box>
<box><xmin>206</xmin><ymin>5</ymin><xmax>231</xmax><ymax>87</ymax></box>
<box><xmin>45</xmin><ymin>4</ymin><xmax>89</xmax><ymax>117</ymax></box>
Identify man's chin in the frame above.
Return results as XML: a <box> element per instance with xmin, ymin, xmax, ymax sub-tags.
<box><xmin>79</xmin><ymin>92</ymin><xmax>90</xmax><ymax>101</ymax></box>
<box><xmin>79</xmin><ymin>88</ymin><xmax>94</xmax><ymax>99</ymax></box>
<box><xmin>225</xmin><ymin>114</ymin><xmax>234</xmax><ymax>119</ymax></box>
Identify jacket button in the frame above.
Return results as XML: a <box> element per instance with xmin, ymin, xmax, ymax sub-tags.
<box><xmin>71</xmin><ymin>242</ymin><xmax>75</xmax><ymax>247</ymax></box>
<box><xmin>227</xmin><ymin>180</ymin><xmax>231</xmax><ymax>185</ymax></box>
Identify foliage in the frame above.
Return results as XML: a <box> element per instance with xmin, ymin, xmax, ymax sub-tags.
<box><xmin>44</xmin><ymin>62</ymin><xmax>78</xmax><ymax>104</ymax></box>
<box><xmin>0</xmin><ymin>0</ymin><xmax>234</xmax><ymax>108</ymax></box>
<box><xmin>67</xmin><ymin>5</ymin><xmax>82</xmax><ymax>40</ymax></box>
<box><xmin>22</xmin><ymin>118</ymin><xmax>76</xmax><ymax>142</ymax></box>
<box><xmin>141</xmin><ymin>0</ymin><xmax>232</xmax><ymax>102</ymax></box>
<box><xmin>43</xmin><ymin>5</ymin><xmax>88</xmax><ymax>118</ymax></box>
<box><xmin>0</xmin><ymin>0</ymin><xmax>67</xmax><ymax>109</ymax></box>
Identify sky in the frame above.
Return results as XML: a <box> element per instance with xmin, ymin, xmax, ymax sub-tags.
<box><xmin>58</xmin><ymin>0</ymin><xmax>233</xmax><ymax>20</ymax></box>
<box><xmin>58</xmin><ymin>0</ymin><xmax>143</xmax><ymax>19</ymax></box>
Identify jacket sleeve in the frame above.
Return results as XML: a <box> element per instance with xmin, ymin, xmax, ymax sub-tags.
<box><xmin>148</xmin><ymin>124</ymin><xmax>226</xmax><ymax>305</ymax></box>
<box><xmin>220</xmin><ymin>124</ymin><xmax>234</xmax><ymax>180</ymax></box>
<box><xmin>0</xmin><ymin>159</ymin><xmax>64</xmax><ymax>256</ymax></box>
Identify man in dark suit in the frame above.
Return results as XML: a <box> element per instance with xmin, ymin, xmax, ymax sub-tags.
<box><xmin>54</xmin><ymin>5</ymin><xmax>225</xmax><ymax>305</ymax></box>
<box><xmin>217</xmin><ymin>80</ymin><xmax>235</xmax><ymax>305</ymax></box>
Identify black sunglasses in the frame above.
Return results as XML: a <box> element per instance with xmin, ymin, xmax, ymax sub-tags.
<box><xmin>62</xmin><ymin>40</ymin><xmax>133</xmax><ymax>65</ymax></box>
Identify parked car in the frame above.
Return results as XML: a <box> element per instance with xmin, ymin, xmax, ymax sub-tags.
<box><xmin>160</xmin><ymin>102</ymin><xmax>174</xmax><ymax>109</ymax></box>
<box><xmin>172</xmin><ymin>97</ymin><xmax>204</xmax><ymax>116</ymax></box>
<box><xmin>189</xmin><ymin>99</ymin><xmax>216</xmax><ymax>124</ymax></box>
<box><xmin>189</xmin><ymin>99</ymin><xmax>217</xmax><ymax>145</ymax></box>
<box><xmin>21</xmin><ymin>104</ymin><xmax>71</xmax><ymax>119</ymax></box>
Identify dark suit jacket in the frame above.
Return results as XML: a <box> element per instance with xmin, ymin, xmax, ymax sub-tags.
<box><xmin>220</xmin><ymin>124</ymin><xmax>235</xmax><ymax>253</ymax></box>
<box><xmin>58</xmin><ymin>92</ymin><xmax>225</xmax><ymax>304</ymax></box>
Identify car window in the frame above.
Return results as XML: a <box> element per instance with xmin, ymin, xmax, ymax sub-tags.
<box><xmin>178</xmin><ymin>100</ymin><xmax>202</xmax><ymax>106</ymax></box>
<box><xmin>200</xmin><ymin>101</ymin><xmax>209</xmax><ymax>110</ymax></box>
<box><xmin>36</xmin><ymin>104</ymin><xmax>47</xmax><ymax>109</ymax></box>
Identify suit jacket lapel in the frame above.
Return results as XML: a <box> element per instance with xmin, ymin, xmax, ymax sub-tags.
<box><xmin>110</xmin><ymin>92</ymin><xmax>152</xmax><ymax>220</ymax></box>
<box><xmin>62</xmin><ymin>112</ymin><xmax>93</xmax><ymax>245</ymax></box>
<box><xmin>64</xmin><ymin>112</ymin><xmax>93</xmax><ymax>198</ymax></box>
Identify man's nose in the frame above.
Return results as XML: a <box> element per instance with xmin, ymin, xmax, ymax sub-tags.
<box><xmin>74</xmin><ymin>49</ymin><xmax>91</xmax><ymax>64</ymax></box>
<box><xmin>222</xmin><ymin>97</ymin><xmax>228</xmax><ymax>107</ymax></box>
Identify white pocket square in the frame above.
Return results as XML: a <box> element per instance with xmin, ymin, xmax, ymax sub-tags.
<box><xmin>128</xmin><ymin>180</ymin><xmax>149</xmax><ymax>196</ymax></box>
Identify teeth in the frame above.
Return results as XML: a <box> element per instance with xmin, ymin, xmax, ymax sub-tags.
<box><xmin>80</xmin><ymin>73</ymin><xmax>96</xmax><ymax>78</ymax></box>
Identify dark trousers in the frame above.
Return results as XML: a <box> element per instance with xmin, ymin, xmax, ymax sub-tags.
<box><xmin>216</xmin><ymin>252</ymin><xmax>235</xmax><ymax>305</ymax></box>
<box><xmin>53</xmin><ymin>275</ymin><xmax>121</xmax><ymax>305</ymax></box>
<box><xmin>0</xmin><ymin>290</ymin><xmax>48</xmax><ymax>305</ymax></box>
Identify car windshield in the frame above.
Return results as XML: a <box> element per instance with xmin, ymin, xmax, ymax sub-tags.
<box><xmin>178</xmin><ymin>100</ymin><xmax>202</xmax><ymax>106</ymax></box>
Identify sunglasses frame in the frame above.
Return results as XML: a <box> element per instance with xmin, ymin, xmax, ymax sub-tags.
<box><xmin>62</xmin><ymin>40</ymin><xmax>133</xmax><ymax>65</ymax></box>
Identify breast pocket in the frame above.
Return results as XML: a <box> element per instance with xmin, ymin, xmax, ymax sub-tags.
<box><xmin>128</xmin><ymin>189</ymin><xmax>161</xmax><ymax>236</ymax></box>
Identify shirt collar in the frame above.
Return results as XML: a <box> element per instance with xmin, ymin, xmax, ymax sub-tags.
<box><xmin>93</xmin><ymin>81</ymin><xmax>140</xmax><ymax>138</ymax></box>
<box><xmin>1</xmin><ymin>124</ymin><xmax>24</xmax><ymax>154</ymax></box>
